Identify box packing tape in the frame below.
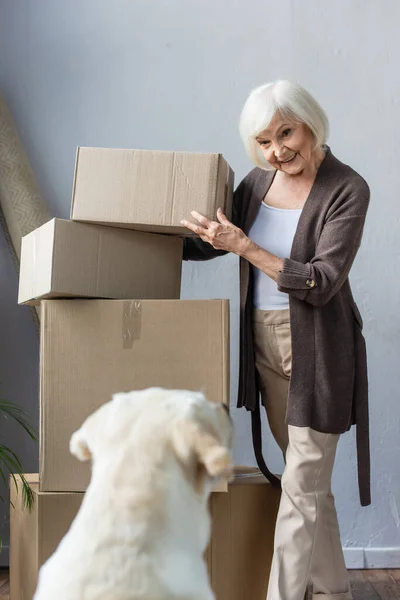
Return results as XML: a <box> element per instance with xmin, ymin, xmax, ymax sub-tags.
<box><xmin>122</xmin><ymin>300</ymin><xmax>142</xmax><ymax>349</ymax></box>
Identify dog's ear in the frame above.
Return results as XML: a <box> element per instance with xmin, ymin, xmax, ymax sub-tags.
<box><xmin>69</xmin><ymin>399</ymin><xmax>114</xmax><ymax>462</ymax></box>
<box><xmin>69</xmin><ymin>425</ymin><xmax>92</xmax><ymax>462</ymax></box>
<box><xmin>172</xmin><ymin>418</ymin><xmax>233</xmax><ymax>481</ymax></box>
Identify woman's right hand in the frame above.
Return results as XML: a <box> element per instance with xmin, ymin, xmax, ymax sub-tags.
<box><xmin>181</xmin><ymin>208</ymin><xmax>250</xmax><ymax>256</ymax></box>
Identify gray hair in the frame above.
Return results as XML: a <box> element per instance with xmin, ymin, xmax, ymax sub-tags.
<box><xmin>239</xmin><ymin>80</ymin><xmax>329</xmax><ymax>170</ymax></box>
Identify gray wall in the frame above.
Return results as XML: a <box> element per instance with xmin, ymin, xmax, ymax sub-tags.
<box><xmin>0</xmin><ymin>0</ymin><xmax>399</xmax><ymax>568</ymax></box>
<box><xmin>0</xmin><ymin>233</ymin><xmax>39</xmax><ymax>558</ymax></box>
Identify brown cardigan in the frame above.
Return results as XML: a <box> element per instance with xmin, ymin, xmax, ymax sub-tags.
<box><xmin>183</xmin><ymin>147</ymin><xmax>371</xmax><ymax>506</ymax></box>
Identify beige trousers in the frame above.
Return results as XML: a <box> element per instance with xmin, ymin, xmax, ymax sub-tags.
<box><xmin>253</xmin><ymin>309</ymin><xmax>352</xmax><ymax>600</ymax></box>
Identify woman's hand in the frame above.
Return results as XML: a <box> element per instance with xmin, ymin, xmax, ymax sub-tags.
<box><xmin>181</xmin><ymin>208</ymin><xmax>250</xmax><ymax>256</ymax></box>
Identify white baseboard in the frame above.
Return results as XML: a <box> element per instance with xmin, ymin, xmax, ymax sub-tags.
<box><xmin>343</xmin><ymin>548</ymin><xmax>365</xmax><ymax>568</ymax></box>
<box><xmin>344</xmin><ymin>547</ymin><xmax>400</xmax><ymax>569</ymax></box>
<box><xmin>0</xmin><ymin>546</ymin><xmax>9</xmax><ymax>568</ymax></box>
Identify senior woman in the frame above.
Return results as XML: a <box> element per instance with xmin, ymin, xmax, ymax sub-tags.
<box><xmin>181</xmin><ymin>80</ymin><xmax>370</xmax><ymax>600</ymax></box>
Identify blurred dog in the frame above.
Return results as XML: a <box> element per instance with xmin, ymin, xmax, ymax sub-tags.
<box><xmin>33</xmin><ymin>387</ymin><xmax>233</xmax><ymax>600</ymax></box>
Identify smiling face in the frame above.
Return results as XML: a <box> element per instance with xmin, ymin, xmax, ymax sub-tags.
<box><xmin>256</xmin><ymin>111</ymin><xmax>318</xmax><ymax>175</ymax></box>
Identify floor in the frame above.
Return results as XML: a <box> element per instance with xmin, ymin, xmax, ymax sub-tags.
<box><xmin>1</xmin><ymin>569</ymin><xmax>399</xmax><ymax>599</ymax></box>
<box><xmin>306</xmin><ymin>570</ymin><xmax>400</xmax><ymax>600</ymax></box>
<box><xmin>0</xmin><ymin>571</ymin><xmax>9</xmax><ymax>600</ymax></box>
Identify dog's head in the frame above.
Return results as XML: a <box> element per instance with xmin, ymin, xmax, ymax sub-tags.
<box><xmin>69</xmin><ymin>387</ymin><xmax>233</xmax><ymax>491</ymax></box>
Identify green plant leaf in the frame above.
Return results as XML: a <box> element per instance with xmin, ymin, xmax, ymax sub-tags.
<box><xmin>0</xmin><ymin>400</ymin><xmax>37</xmax><ymax>440</ymax></box>
<box><xmin>20</xmin><ymin>475</ymin><xmax>34</xmax><ymax>510</ymax></box>
<box><xmin>0</xmin><ymin>445</ymin><xmax>35</xmax><ymax>511</ymax></box>
<box><xmin>0</xmin><ymin>393</ymin><xmax>37</xmax><ymax>534</ymax></box>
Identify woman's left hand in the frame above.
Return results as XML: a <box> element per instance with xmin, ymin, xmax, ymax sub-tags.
<box><xmin>181</xmin><ymin>208</ymin><xmax>250</xmax><ymax>256</ymax></box>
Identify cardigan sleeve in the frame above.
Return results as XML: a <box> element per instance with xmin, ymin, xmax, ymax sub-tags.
<box><xmin>182</xmin><ymin>238</ymin><xmax>228</xmax><ymax>261</ymax></box>
<box><xmin>183</xmin><ymin>177</ymin><xmax>246</xmax><ymax>262</ymax></box>
<box><xmin>277</xmin><ymin>180</ymin><xmax>370</xmax><ymax>307</ymax></box>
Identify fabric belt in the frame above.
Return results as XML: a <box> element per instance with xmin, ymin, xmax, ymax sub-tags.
<box><xmin>251</xmin><ymin>401</ymin><xmax>282</xmax><ymax>490</ymax></box>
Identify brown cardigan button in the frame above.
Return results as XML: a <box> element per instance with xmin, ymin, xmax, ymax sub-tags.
<box><xmin>306</xmin><ymin>279</ymin><xmax>316</xmax><ymax>288</ymax></box>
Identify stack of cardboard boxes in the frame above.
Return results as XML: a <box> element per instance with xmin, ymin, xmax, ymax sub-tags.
<box><xmin>10</xmin><ymin>147</ymin><xmax>280</xmax><ymax>599</ymax></box>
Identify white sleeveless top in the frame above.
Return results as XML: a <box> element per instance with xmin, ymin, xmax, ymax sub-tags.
<box><xmin>248</xmin><ymin>202</ymin><xmax>302</xmax><ymax>310</ymax></box>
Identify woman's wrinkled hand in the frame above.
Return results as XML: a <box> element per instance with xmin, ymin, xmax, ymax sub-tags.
<box><xmin>181</xmin><ymin>208</ymin><xmax>250</xmax><ymax>256</ymax></box>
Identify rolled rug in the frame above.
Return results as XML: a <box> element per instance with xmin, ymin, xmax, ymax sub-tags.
<box><xmin>0</xmin><ymin>93</ymin><xmax>51</xmax><ymax>328</ymax></box>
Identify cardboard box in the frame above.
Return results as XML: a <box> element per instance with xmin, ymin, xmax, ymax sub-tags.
<box><xmin>10</xmin><ymin>470</ymin><xmax>279</xmax><ymax>600</ymax></box>
<box><xmin>207</xmin><ymin>467</ymin><xmax>280</xmax><ymax>599</ymax></box>
<box><xmin>10</xmin><ymin>475</ymin><xmax>83</xmax><ymax>600</ymax></box>
<box><xmin>40</xmin><ymin>299</ymin><xmax>230</xmax><ymax>492</ymax></box>
<box><xmin>18</xmin><ymin>218</ymin><xmax>183</xmax><ymax>305</ymax></box>
<box><xmin>71</xmin><ymin>147</ymin><xmax>234</xmax><ymax>235</ymax></box>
